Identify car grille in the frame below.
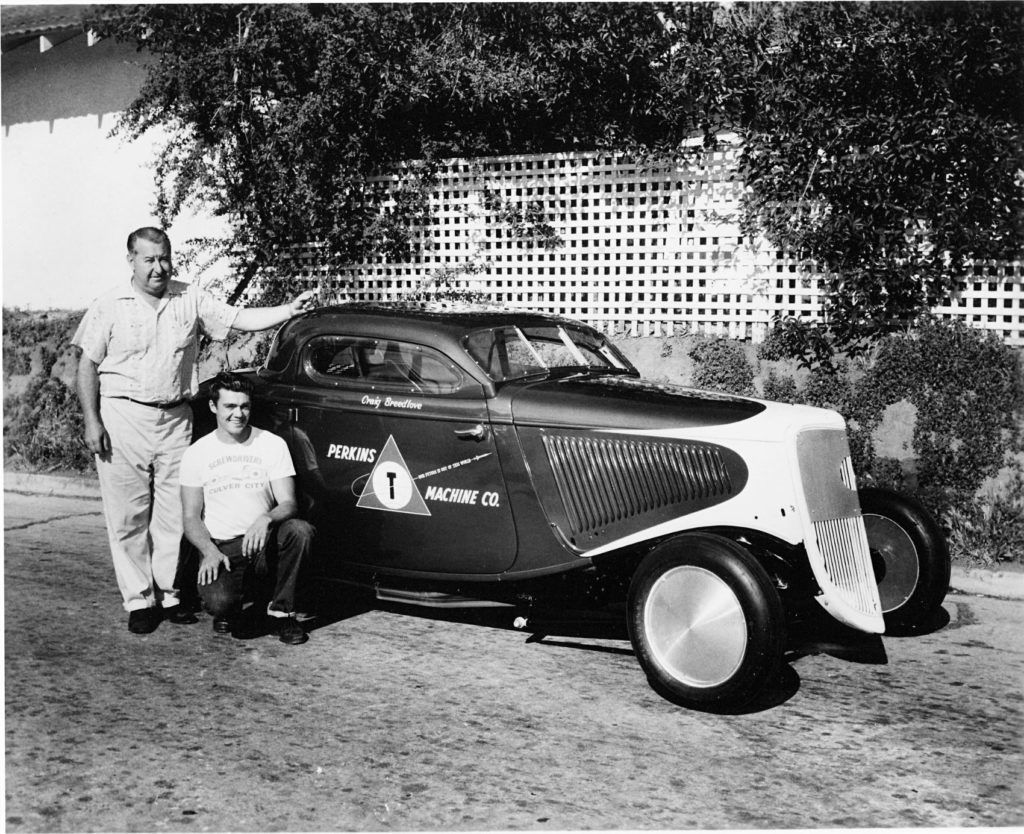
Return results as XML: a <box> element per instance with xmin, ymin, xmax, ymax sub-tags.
<box><xmin>542</xmin><ymin>434</ymin><xmax>734</xmax><ymax>535</ymax></box>
<box><xmin>813</xmin><ymin>515</ymin><xmax>881</xmax><ymax>618</ymax></box>
<box><xmin>796</xmin><ymin>428</ymin><xmax>882</xmax><ymax>628</ymax></box>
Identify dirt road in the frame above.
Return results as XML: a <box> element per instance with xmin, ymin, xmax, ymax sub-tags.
<box><xmin>5</xmin><ymin>490</ymin><xmax>1023</xmax><ymax>831</ymax></box>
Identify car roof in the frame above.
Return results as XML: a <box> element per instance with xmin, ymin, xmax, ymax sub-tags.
<box><xmin>302</xmin><ymin>302</ymin><xmax>587</xmax><ymax>334</ymax></box>
<box><xmin>274</xmin><ymin>302</ymin><xmax>596</xmax><ymax>351</ymax></box>
<box><xmin>265</xmin><ymin>302</ymin><xmax>602</xmax><ymax>383</ymax></box>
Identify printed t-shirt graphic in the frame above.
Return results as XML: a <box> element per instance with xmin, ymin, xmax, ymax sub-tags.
<box><xmin>356</xmin><ymin>435</ymin><xmax>431</xmax><ymax>516</ymax></box>
<box><xmin>179</xmin><ymin>427</ymin><xmax>296</xmax><ymax>539</ymax></box>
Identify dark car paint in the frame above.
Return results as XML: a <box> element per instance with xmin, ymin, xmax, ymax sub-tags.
<box><xmin>262</xmin><ymin>304</ymin><xmax>625</xmax><ymax>394</ymax></box>
<box><xmin>195</xmin><ymin>306</ymin><xmax>767</xmax><ymax>587</ymax></box>
<box><xmin>505</xmin><ymin>376</ymin><xmax>765</xmax><ymax>431</ymax></box>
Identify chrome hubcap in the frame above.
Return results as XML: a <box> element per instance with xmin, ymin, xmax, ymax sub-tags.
<box><xmin>643</xmin><ymin>565</ymin><xmax>747</xmax><ymax>688</ymax></box>
<box><xmin>863</xmin><ymin>514</ymin><xmax>919</xmax><ymax>612</ymax></box>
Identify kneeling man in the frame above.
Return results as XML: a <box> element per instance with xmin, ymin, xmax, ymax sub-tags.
<box><xmin>180</xmin><ymin>372</ymin><xmax>315</xmax><ymax>645</ymax></box>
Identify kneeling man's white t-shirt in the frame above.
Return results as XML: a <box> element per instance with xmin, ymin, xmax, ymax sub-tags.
<box><xmin>179</xmin><ymin>427</ymin><xmax>296</xmax><ymax>540</ymax></box>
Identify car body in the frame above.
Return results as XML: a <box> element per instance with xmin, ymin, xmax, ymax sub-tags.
<box><xmin>193</xmin><ymin>303</ymin><xmax>949</xmax><ymax>709</ymax></box>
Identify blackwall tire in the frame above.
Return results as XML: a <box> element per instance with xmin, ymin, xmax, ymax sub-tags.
<box><xmin>627</xmin><ymin>533</ymin><xmax>784</xmax><ymax>710</ymax></box>
<box><xmin>859</xmin><ymin>487</ymin><xmax>950</xmax><ymax>636</ymax></box>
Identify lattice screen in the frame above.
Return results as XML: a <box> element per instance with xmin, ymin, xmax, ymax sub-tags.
<box><xmin>270</xmin><ymin>149</ymin><xmax>1023</xmax><ymax>346</ymax></box>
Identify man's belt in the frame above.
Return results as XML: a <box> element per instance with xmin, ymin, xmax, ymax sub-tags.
<box><xmin>109</xmin><ymin>395</ymin><xmax>187</xmax><ymax>409</ymax></box>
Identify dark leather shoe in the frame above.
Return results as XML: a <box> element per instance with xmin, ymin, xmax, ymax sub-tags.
<box><xmin>275</xmin><ymin>617</ymin><xmax>308</xmax><ymax>645</ymax></box>
<box><xmin>231</xmin><ymin>615</ymin><xmax>266</xmax><ymax>640</ymax></box>
<box><xmin>128</xmin><ymin>608</ymin><xmax>160</xmax><ymax>634</ymax></box>
<box><xmin>212</xmin><ymin>616</ymin><xmax>233</xmax><ymax>634</ymax></box>
<box><xmin>164</xmin><ymin>605</ymin><xmax>198</xmax><ymax>625</ymax></box>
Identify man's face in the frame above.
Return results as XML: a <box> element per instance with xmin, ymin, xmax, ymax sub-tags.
<box><xmin>210</xmin><ymin>389</ymin><xmax>251</xmax><ymax>439</ymax></box>
<box><xmin>128</xmin><ymin>238</ymin><xmax>173</xmax><ymax>298</ymax></box>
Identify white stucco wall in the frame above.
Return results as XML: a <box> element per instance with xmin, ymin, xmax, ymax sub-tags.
<box><xmin>2</xmin><ymin>33</ymin><xmax>227</xmax><ymax>311</ymax></box>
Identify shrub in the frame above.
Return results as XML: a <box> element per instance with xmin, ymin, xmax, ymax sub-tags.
<box><xmin>944</xmin><ymin>469</ymin><xmax>1024</xmax><ymax>566</ymax></box>
<box><xmin>754</xmin><ymin>320</ymin><xmax>1023</xmax><ymax>522</ymax></box>
<box><xmin>859</xmin><ymin>319</ymin><xmax>1024</xmax><ymax>518</ymax></box>
<box><xmin>757</xmin><ymin>317</ymin><xmax>837</xmax><ymax>370</ymax></box>
<box><xmin>688</xmin><ymin>338</ymin><xmax>755</xmax><ymax>396</ymax></box>
<box><xmin>2</xmin><ymin>309</ymin><xmax>82</xmax><ymax>380</ymax></box>
<box><xmin>862</xmin><ymin>456</ymin><xmax>906</xmax><ymax>492</ymax></box>
<box><xmin>4</xmin><ymin>376</ymin><xmax>92</xmax><ymax>472</ymax></box>
<box><xmin>761</xmin><ymin>369</ymin><xmax>798</xmax><ymax>403</ymax></box>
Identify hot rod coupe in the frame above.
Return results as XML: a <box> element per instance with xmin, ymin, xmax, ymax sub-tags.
<box><xmin>193</xmin><ymin>303</ymin><xmax>950</xmax><ymax>710</ymax></box>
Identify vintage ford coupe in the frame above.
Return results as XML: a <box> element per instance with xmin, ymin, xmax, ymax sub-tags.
<box><xmin>194</xmin><ymin>303</ymin><xmax>949</xmax><ymax>709</ymax></box>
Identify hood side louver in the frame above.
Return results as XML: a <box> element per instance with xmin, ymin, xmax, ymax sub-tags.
<box><xmin>542</xmin><ymin>434</ymin><xmax>735</xmax><ymax>535</ymax></box>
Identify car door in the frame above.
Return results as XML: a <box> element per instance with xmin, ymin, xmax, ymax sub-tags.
<box><xmin>285</xmin><ymin>333</ymin><xmax>518</xmax><ymax>576</ymax></box>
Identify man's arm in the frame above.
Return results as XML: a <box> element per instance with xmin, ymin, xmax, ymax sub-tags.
<box><xmin>230</xmin><ymin>290</ymin><xmax>316</xmax><ymax>332</ymax></box>
<box><xmin>75</xmin><ymin>352</ymin><xmax>110</xmax><ymax>458</ymax></box>
<box><xmin>182</xmin><ymin>485</ymin><xmax>230</xmax><ymax>585</ymax></box>
<box><xmin>241</xmin><ymin>477</ymin><xmax>299</xmax><ymax>557</ymax></box>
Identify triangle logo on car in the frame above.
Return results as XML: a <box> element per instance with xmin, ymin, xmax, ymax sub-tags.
<box><xmin>356</xmin><ymin>435</ymin><xmax>432</xmax><ymax>516</ymax></box>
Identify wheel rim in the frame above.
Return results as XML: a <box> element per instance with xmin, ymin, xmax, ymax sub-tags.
<box><xmin>643</xmin><ymin>565</ymin><xmax>747</xmax><ymax>689</ymax></box>
<box><xmin>863</xmin><ymin>513</ymin><xmax>919</xmax><ymax>613</ymax></box>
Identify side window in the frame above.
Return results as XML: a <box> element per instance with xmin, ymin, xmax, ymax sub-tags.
<box><xmin>304</xmin><ymin>335</ymin><xmax>469</xmax><ymax>395</ymax></box>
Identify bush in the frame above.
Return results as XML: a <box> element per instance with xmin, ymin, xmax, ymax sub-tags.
<box><xmin>2</xmin><ymin>309</ymin><xmax>82</xmax><ymax>372</ymax></box>
<box><xmin>688</xmin><ymin>338</ymin><xmax>755</xmax><ymax>396</ymax></box>
<box><xmin>754</xmin><ymin>320</ymin><xmax>1023</xmax><ymax>531</ymax></box>
<box><xmin>859</xmin><ymin>319</ymin><xmax>1024</xmax><ymax>518</ymax></box>
<box><xmin>862</xmin><ymin>456</ymin><xmax>906</xmax><ymax>492</ymax></box>
<box><xmin>4</xmin><ymin>376</ymin><xmax>92</xmax><ymax>472</ymax></box>
<box><xmin>761</xmin><ymin>369</ymin><xmax>798</xmax><ymax>403</ymax></box>
<box><xmin>757</xmin><ymin>317</ymin><xmax>836</xmax><ymax>369</ymax></box>
<box><xmin>944</xmin><ymin>469</ymin><xmax>1024</xmax><ymax>566</ymax></box>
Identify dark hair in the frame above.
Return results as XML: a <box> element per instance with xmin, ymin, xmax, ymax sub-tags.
<box><xmin>127</xmin><ymin>227</ymin><xmax>171</xmax><ymax>253</ymax></box>
<box><xmin>209</xmin><ymin>372</ymin><xmax>254</xmax><ymax>404</ymax></box>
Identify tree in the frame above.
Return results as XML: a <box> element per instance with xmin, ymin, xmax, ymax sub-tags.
<box><xmin>91</xmin><ymin>2</ymin><xmax>1022</xmax><ymax>340</ymax></box>
<box><xmin>89</xmin><ymin>2</ymin><xmax>676</xmax><ymax>303</ymax></box>
<box><xmin>655</xmin><ymin>1</ymin><xmax>1023</xmax><ymax>352</ymax></box>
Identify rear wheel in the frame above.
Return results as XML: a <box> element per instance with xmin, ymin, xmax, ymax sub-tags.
<box><xmin>627</xmin><ymin>533</ymin><xmax>784</xmax><ymax>710</ymax></box>
<box><xmin>859</xmin><ymin>487</ymin><xmax>950</xmax><ymax>635</ymax></box>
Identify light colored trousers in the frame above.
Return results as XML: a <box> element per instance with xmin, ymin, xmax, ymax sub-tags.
<box><xmin>95</xmin><ymin>397</ymin><xmax>192</xmax><ymax>612</ymax></box>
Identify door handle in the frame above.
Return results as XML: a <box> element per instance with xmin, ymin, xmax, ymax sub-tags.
<box><xmin>454</xmin><ymin>423</ymin><xmax>488</xmax><ymax>441</ymax></box>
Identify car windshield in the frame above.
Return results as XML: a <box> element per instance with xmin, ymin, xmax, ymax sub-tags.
<box><xmin>463</xmin><ymin>324</ymin><xmax>636</xmax><ymax>383</ymax></box>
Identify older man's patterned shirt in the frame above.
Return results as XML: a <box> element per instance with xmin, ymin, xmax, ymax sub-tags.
<box><xmin>72</xmin><ymin>279</ymin><xmax>238</xmax><ymax>402</ymax></box>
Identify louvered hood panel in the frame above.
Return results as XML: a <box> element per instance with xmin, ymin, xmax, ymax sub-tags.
<box><xmin>518</xmin><ymin>428</ymin><xmax>749</xmax><ymax>550</ymax></box>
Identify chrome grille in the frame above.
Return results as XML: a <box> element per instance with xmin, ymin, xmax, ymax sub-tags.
<box><xmin>796</xmin><ymin>428</ymin><xmax>883</xmax><ymax>630</ymax></box>
<box><xmin>543</xmin><ymin>434</ymin><xmax>733</xmax><ymax>535</ymax></box>
<box><xmin>814</xmin><ymin>515</ymin><xmax>881</xmax><ymax>617</ymax></box>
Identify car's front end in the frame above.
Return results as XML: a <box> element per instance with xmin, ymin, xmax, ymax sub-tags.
<box><xmin>501</xmin><ymin>369</ymin><xmax>884</xmax><ymax>635</ymax></box>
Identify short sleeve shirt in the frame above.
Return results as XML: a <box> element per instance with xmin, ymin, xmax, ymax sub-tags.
<box><xmin>72</xmin><ymin>279</ymin><xmax>238</xmax><ymax>402</ymax></box>
<box><xmin>179</xmin><ymin>427</ymin><xmax>296</xmax><ymax>540</ymax></box>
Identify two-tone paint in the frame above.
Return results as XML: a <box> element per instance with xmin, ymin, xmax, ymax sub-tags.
<box><xmin>202</xmin><ymin>304</ymin><xmax>883</xmax><ymax>635</ymax></box>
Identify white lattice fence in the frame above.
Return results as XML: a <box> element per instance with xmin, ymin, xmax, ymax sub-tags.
<box><xmin>932</xmin><ymin>261</ymin><xmax>1024</xmax><ymax>344</ymax></box>
<box><xmin>272</xmin><ymin>149</ymin><xmax>1024</xmax><ymax>346</ymax></box>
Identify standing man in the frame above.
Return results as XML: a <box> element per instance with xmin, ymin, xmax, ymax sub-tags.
<box><xmin>180</xmin><ymin>373</ymin><xmax>314</xmax><ymax>645</ymax></box>
<box><xmin>73</xmin><ymin>227</ymin><xmax>315</xmax><ymax>634</ymax></box>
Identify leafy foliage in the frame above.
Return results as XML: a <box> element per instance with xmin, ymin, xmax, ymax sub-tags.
<box><xmin>862</xmin><ymin>319</ymin><xmax>1024</xmax><ymax>515</ymax></box>
<box><xmin>687</xmin><ymin>339</ymin><xmax>755</xmax><ymax>396</ymax></box>
<box><xmin>4</xmin><ymin>377</ymin><xmax>92</xmax><ymax>473</ymax></box>
<box><xmin>714</xmin><ymin>2</ymin><xmax>1023</xmax><ymax>348</ymax></box>
<box><xmin>944</xmin><ymin>467</ymin><xmax>1024</xmax><ymax>566</ymax></box>
<box><xmin>632</xmin><ymin>2</ymin><xmax>1022</xmax><ymax>349</ymax></box>
<box><xmin>3</xmin><ymin>309</ymin><xmax>83</xmax><ymax>380</ymax></box>
<box><xmin>756</xmin><ymin>317</ymin><xmax>837</xmax><ymax>370</ymax></box>
<box><xmin>760</xmin><ymin>369</ymin><xmax>798</xmax><ymax>404</ymax></box>
<box><xmin>90</xmin><ymin>3</ymin><xmax>1021</xmax><ymax>332</ymax></box>
<box><xmin>760</xmin><ymin>319</ymin><xmax>1024</xmax><ymax>520</ymax></box>
<box><xmin>89</xmin><ymin>2</ymin><xmax>673</xmax><ymax>303</ymax></box>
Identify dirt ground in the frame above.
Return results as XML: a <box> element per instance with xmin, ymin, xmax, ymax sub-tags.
<box><xmin>5</xmin><ymin>490</ymin><xmax>1024</xmax><ymax>832</ymax></box>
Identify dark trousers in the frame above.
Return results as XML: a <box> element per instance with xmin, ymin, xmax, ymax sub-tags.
<box><xmin>197</xmin><ymin>519</ymin><xmax>316</xmax><ymax>619</ymax></box>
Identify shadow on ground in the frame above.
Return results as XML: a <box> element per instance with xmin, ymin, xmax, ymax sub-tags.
<box><xmin>307</xmin><ymin>587</ymin><xmax>956</xmax><ymax>715</ymax></box>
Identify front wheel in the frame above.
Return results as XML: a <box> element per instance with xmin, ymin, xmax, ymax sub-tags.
<box><xmin>859</xmin><ymin>487</ymin><xmax>950</xmax><ymax>635</ymax></box>
<box><xmin>627</xmin><ymin>533</ymin><xmax>784</xmax><ymax>710</ymax></box>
